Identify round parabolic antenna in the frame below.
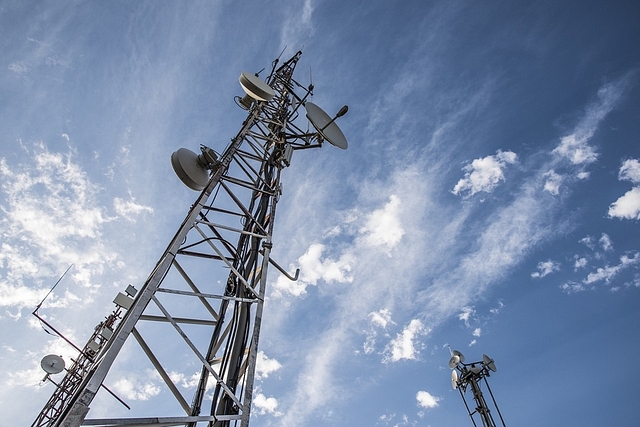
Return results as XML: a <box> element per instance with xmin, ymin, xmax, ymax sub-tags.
<box><xmin>305</xmin><ymin>102</ymin><xmax>348</xmax><ymax>149</ymax></box>
<box><xmin>451</xmin><ymin>370</ymin><xmax>459</xmax><ymax>389</ymax></box>
<box><xmin>448</xmin><ymin>354</ymin><xmax>460</xmax><ymax>369</ymax></box>
<box><xmin>452</xmin><ymin>349</ymin><xmax>465</xmax><ymax>363</ymax></box>
<box><xmin>239</xmin><ymin>72</ymin><xmax>275</xmax><ymax>102</ymax></box>
<box><xmin>41</xmin><ymin>354</ymin><xmax>65</xmax><ymax>375</ymax></box>
<box><xmin>483</xmin><ymin>354</ymin><xmax>497</xmax><ymax>372</ymax></box>
<box><xmin>171</xmin><ymin>148</ymin><xmax>209</xmax><ymax>191</ymax></box>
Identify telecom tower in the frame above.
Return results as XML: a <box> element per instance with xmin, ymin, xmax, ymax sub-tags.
<box><xmin>32</xmin><ymin>50</ymin><xmax>349</xmax><ymax>427</ymax></box>
<box><xmin>448</xmin><ymin>350</ymin><xmax>506</xmax><ymax>427</ymax></box>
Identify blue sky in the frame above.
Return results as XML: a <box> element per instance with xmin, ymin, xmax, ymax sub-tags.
<box><xmin>1</xmin><ymin>1</ymin><xmax>640</xmax><ymax>426</ymax></box>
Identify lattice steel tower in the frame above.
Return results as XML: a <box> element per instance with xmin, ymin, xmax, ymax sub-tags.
<box><xmin>448</xmin><ymin>350</ymin><xmax>507</xmax><ymax>427</ymax></box>
<box><xmin>32</xmin><ymin>50</ymin><xmax>348</xmax><ymax>427</ymax></box>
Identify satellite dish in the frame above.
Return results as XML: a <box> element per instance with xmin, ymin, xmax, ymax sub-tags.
<box><xmin>237</xmin><ymin>72</ymin><xmax>275</xmax><ymax>109</ymax></box>
<box><xmin>451</xmin><ymin>370</ymin><xmax>459</xmax><ymax>389</ymax></box>
<box><xmin>305</xmin><ymin>102</ymin><xmax>349</xmax><ymax>149</ymax></box>
<box><xmin>41</xmin><ymin>354</ymin><xmax>65</xmax><ymax>375</ymax></box>
<box><xmin>452</xmin><ymin>349</ymin><xmax>465</xmax><ymax>363</ymax></box>
<box><xmin>171</xmin><ymin>148</ymin><xmax>209</xmax><ymax>191</ymax></box>
<box><xmin>483</xmin><ymin>354</ymin><xmax>497</xmax><ymax>372</ymax></box>
<box><xmin>448</xmin><ymin>354</ymin><xmax>460</xmax><ymax>369</ymax></box>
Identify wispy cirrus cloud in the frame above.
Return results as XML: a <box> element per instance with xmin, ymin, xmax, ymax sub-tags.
<box><xmin>279</xmin><ymin>0</ymin><xmax>315</xmax><ymax>49</ymax></box>
<box><xmin>0</xmin><ymin>142</ymin><xmax>152</xmax><ymax>314</ymax></box>
<box><xmin>583</xmin><ymin>252</ymin><xmax>640</xmax><ymax>285</ymax></box>
<box><xmin>552</xmin><ymin>75</ymin><xmax>633</xmax><ymax>167</ymax></box>
<box><xmin>267</xmin><ymin>66</ymin><xmax>634</xmax><ymax>427</ymax></box>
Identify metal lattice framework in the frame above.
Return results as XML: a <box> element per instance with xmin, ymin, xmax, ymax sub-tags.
<box><xmin>449</xmin><ymin>351</ymin><xmax>506</xmax><ymax>427</ymax></box>
<box><xmin>32</xmin><ymin>51</ymin><xmax>343</xmax><ymax>427</ymax></box>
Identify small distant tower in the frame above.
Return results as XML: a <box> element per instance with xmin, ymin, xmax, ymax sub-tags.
<box><xmin>448</xmin><ymin>350</ymin><xmax>506</xmax><ymax>427</ymax></box>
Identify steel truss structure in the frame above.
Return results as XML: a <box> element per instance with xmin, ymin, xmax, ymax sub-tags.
<box><xmin>450</xmin><ymin>352</ymin><xmax>506</xmax><ymax>427</ymax></box>
<box><xmin>33</xmin><ymin>51</ymin><xmax>339</xmax><ymax>427</ymax></box>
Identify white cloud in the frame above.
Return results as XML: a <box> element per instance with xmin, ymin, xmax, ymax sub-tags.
<box><xmin>619</xmin><ymin>159</ymin><xmax>640</xmax><ymax>183</ymax></box>
<box><xmin>472</xmin><ymin>328</ymin><xmax>482</xmax><ymax>337</ymax></box>
<box><xmin>452</xmin><ymin>150</ymin><xmax>518</xmax><ymax>197</ymax></box>
<box><xmin>359</xmin><ymin>195</ymin><xmax>405</xmax><ymax>251</ymax></box>
<box><xmin>552</xmin><ymin>134</ymin><xmax>598</xmax><ymax>165</ymax></box>
<box><xmin>0</xmin><ymin>145</ymin><xmax>129</xmax><ymax>314</ymax></box>
<box><xmin>531</xmin><ymin>260</ymin><xmax>561</xmax><ymax>278</ymax></box>
<box><xmin>576</xmin><ymin>171</ymin><xmax>590</xmax><ymax>179</ymax></box>
<box><xmin>574</xmin><ymin>256</ymin><xmax>588</xmax><ymax>270</ymax></box>
<box><xmin>113</xmin><ymin>196</ymin><xmax>153</xmax><ymax>221</ymax></box>
<box><xmin>552</xmin><ymin>75</ymin><xmax>630</xmax><ymax>167</ymax></box>
<box><xmin>580</xmin><ymin>236</ymin><xmax>595</xmax><ymax>250</ymax></box>
<box><xmin>280</xmin><ymin>0</ymin><xmax>315</xmax><ymax>48</ymax></box>
<box><xmin>489</xmin><ymin>300</ymin><xmax>504</xmax><ymax>315</ymax></box>
<box><xmin>608</xmin><ymin>187</ymin><xmax>640</xmax><ymax>220</ymax></box>
<box><xmin>253</xmin><ymin>392</ymin><xmax>283</xmax><ymax>416</ymax></box>
<box><xmin>583</xmin><ymin>252</ymin><xmax>640</xmax><ymax>284</ymax></box>
<box><xmin>168</xmin><ymin>370</ymin><xmax>204</xmax><ymax>389</ymax></box>
<box><xmin>561</xmin><ymin>281</ymin><xmax>589</xmax><ymax>294</ymax></box>
<box><xmin>8</xmin><ymin>62</ymin><xmax>28</xmax><ymax>74</ymax></box>
<box><xmin>278</xmin><ymin>327</ymin><xmax>346</xmax><ymax>427</ymax></box>
<box><xmin>364</xmin><ymin>309</ymin><xmax>394</xmax><ymax>354</ymax></box>
<box><xmin>610</xmin><ymin>158</ymin><xmax>640</xmax><ymax>220</ymax></box>
<box><xmin>599</xmin><ymin>233</ymin><xmax>613</xmax><ymax>251</ymax></box>
<box><xmin>543</xmin><ymin>170</ymin><xmax>563</xmax><ymax>195</ymax></box>
<box><xmin>384</xmin><ymin>319</ymin><xmax>425</xmax><ymax>363</ymax></box>
<box><xmin>112</xmin><ymin>372</ymin><xmax>161</xmax><ymax>401</ymax></box>
<box><xmin>458</xmin><ymin>306</ymin><xmax>475</xmax><ymax>326</ymax></box>
<box><xmin>416</xmin><ymin>390</ymin><xmax>440</xmax><ymax>409</ymax></box>
<box><xmin>272</xmin><ymin>243</ymin><xmax>353</xmax><ymax>297</ymax></box>
<box><xmin>369</xmin><ymin>308</ymin><xmax>393</xmax><ymax>329</ymax></box>
<box><xmin>256</xmin><ymin>351</ymin><xmax>282</xmax><ymax>380</ymax></box>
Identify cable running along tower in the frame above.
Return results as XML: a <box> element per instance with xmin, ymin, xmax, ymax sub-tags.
<box><xmin>32</xmin><ymin>51</ymin><xmax>349</xmax><ymax>427</ymax></box>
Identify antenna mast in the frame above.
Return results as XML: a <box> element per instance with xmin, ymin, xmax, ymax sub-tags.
<box><xmin>32</xmin><ymin>50</ymin><xmax>349</xmax><ymax>427</ymax></box>
<box><xmin>448</xmin><ymin>350</ymin><xmax>507</xmax><ymax>427</ymax></box>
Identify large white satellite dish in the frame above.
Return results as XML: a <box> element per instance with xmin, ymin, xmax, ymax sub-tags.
<box><xmin>41</xmin><ymin>354</ymin><xmax>65</xmax><ymax>375</ymax></box>
<box><xmin>171</xmin><ymin>148</ymin><xmax>210</xmax><ymax>191</ymax></box>
<box><xmin>451</xmin><ymin>370</ymin><xmax>459</xmax><ymax>389</ymax></box>
<box><xmin>448</xmin><ymin>354</ymin><xmax>461</xmax><ymax>369</ymax></box>
<box><xmin>237</xmin><ymin>72</ymin><xmax>275</xmax><ymax>109</ymax></box>
<box><xmin>483</xmin><ymin>354</ymin><xmax>497</xmax><ymax>372</ymax></box>
<box><xmin>452</xmin><ymin>349</ymin><xmax>465</xmax><ymax>363</ymax></box>
<box><xmin>305</xmin><ymin>102</ymin><xmax>349</xmax><ymax>149</ymax></box>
